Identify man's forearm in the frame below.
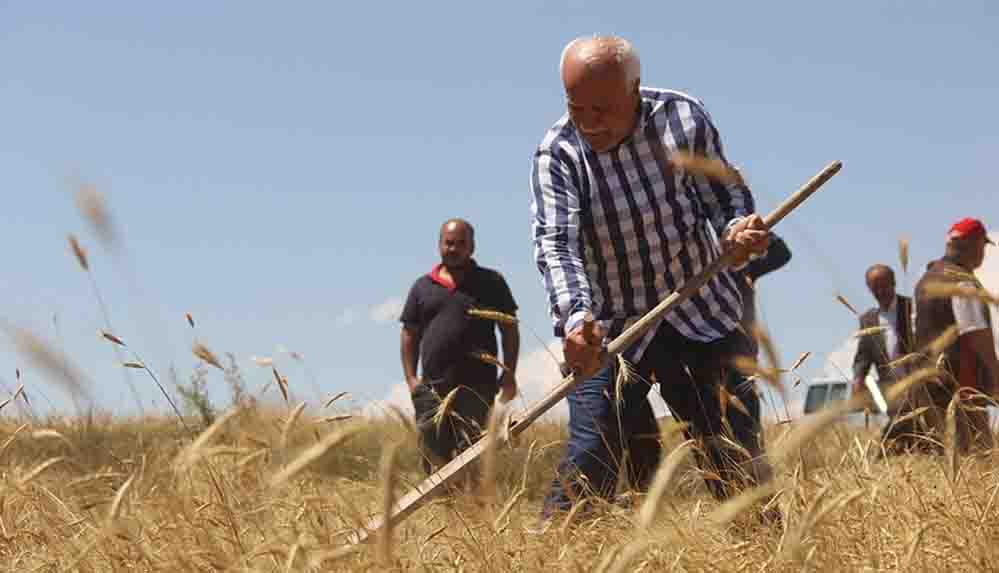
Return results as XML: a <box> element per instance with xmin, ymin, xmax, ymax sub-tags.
<box><xmin>747</xmin><ymin>235</ymin><xmax>792</xmax><ymax>281</ymax></box>
<box><xmin>532</xmin><ymin>151</ymin><xmax>592</xmax><ymax>338</ymax></box>
<box><xmin>500</xmin><ymin>324</ymin><xmax>520</xmax><ymax>375</ymax></box>
<box><xmin>400</xmin><ymin>328</ymin><xmax>421</xmax><ymax>389</ymax></box>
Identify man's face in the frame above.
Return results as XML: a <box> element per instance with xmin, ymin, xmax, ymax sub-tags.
<box><xmin>866</xmin><ymin>270</ymin><xmax>896</xmax><ymax>310</ymax></box>
<box><xmin>439</xmin><ymin>225</ymin><xmax>473</xmax><ymax>269</ymax></box>
<box><xmin>971</xmin><ymin>234</ymin><xmax>988</xmax><ymax>269</ymax></box>
<box><xmin>565</xmin><ymin>67</ymin><xmax>639</xmax><ymax>153</ymax></box>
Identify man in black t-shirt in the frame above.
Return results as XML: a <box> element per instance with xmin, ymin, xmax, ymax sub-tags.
<box><xmin>400</xmin><ymin>218</ymin><xmax>520</xmax><ymax>475</ymax></box>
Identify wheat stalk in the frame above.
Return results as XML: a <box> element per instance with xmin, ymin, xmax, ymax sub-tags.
<box><xmin>281</xmin><ymin>402</ymin><xmax>308</xmax><ymax>449</ymax></box>
<box><xmin>377</xmin><ymin>441</ymin><xmax>400</xmax><ymax>565</ymax></box>
<box><xmin>923</xmin><ymin>282</ymin><xmax>998</xmax><ymax>305</ymax></box>
<box><xmin>0</xmin><ymin>384</ymin><xmax>22</xmax><ymax>413</ymax></box>
<box><xmin>316</xmin><ymin>415</ymin><xmax>353</xmax><ymax>424</ymax></box>
<box><xmin>106</xmin><ymin>473</ymin><xmax>136</xmax><ymax>527</ymax></box>
<box><xmin>192</xmin><ymin>342</ymin><xmax>224</xmax><ymax>370</ymax></box>
<box><xmin>175</xmin><ymin>408</ymin><xmax>241</xmax><ymax>471</ymax></box>
<box><xmin>709</xmin><ymin>480</ymin><xmax>779</xmax><ymax>526</ymax></box>
<box><xmin>251</xmin><ymin>356</ymin><xmax>274</xmax><ymax>367</ymax></box>
<box><xmin>268</xmin><ymin>424</ymin><xmax>362</xmax><ymax>487</ymax></box>
<box><xmin>75</xmin><ymin>183</ymin><xmax>117</xmax><ymax>245</ymax></box>
<box><xmin>855</xmin><ymin>326</ymin><xmax>888</xmax><ymax>338</ymax></box>
<box><xmin>0</xmin><ymin>423</ymin><xmax>28</xmax><ymax>460</ymax></box>
<box><xmin>481</xmin><ymin>396</ymin><xmax>511</xmax><ymax>506</ymax></box>
<box><xmin>669</xmin><ymin>150</ymin><xmax>744</xmax><ymax>185</ymax></box>
<box><xmin>3</xmin><ymin>324</ymin><xmax>90</xmax><ymax>400</ymax></box>
<box><xmin>789</xmin><ymin>351</ymin><xmax>812</xmax><ymax>372</ymax></box>
<box><xmin>753</xmin><ymin>325</ymin><xmax>784</xmax><ymax>398</ymax></box>
<box><xmin>835</xmin><ymin>294</ymin><xmax>859</xmax><ymax>315</ymax></box>
<box><xmin>924</xmin><ymin>325</ymin><xmax>960</xmax><ymax>359</ymax></box>
<box><xmin>637</xmin><ymin>438</ymin><xmax>696</xmax><ymax>528</ymax></box>
<box><xmin>467</xmin><ymin>308</ymin><xmax>519</xmax><ymax>325</ymax></box>
<box><xmin>18</xmin><ymin>456</ymin><xmax>67</xmax><ymax>487</ymax></box>
<box><xmin>468</xmin><ymin>351</ymin><xmax>509</xmax><ymax>372</ymax></box>
<box><xmin>31</xmin><ymin>429</ymin><xmax>75</xmax><ymax>450</ymax></box>
<box><xmin>272</xmin><ymin>367</ymin><xmax>290</xmax><ymax>403</ymax></box>
<box><xmin>432</xmin><ymin>387</ymin><xmax>462</xmax><ymax>434</ymax></box>
<box><xmin>67</xmin><ymin>234</ymin><xmax>89</xmax><ymax>271</ymax></box>
<box><xmin>324</xmin><ymin>392</ymin><xmax>350</xmax><ymax>408</ymax></box>
<box><xmin>945</xmin><ymin>390</ymin><xmax>961</xmax><ymax>482</ymax></box>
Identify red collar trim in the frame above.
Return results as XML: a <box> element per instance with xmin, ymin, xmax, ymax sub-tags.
<box><xmin>430</xmin><ymin>264</ymin><xmax>457</xmax><ymax>292</ymax></box>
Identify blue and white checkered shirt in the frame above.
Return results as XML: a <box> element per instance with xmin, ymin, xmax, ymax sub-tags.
<box><xmin>530</xmin><ymin>88</ymin><xmax>755</xmax><ymax>362</ymax></box>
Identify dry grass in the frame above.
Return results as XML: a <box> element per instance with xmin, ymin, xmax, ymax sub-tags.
<box><xmin>0</xmin><ymin>405</ymin><xmax>998</xmax><ymax>572</ymax></box>
<box><xmin>6</xmin><ymin>184</ymin><xmax>998</xmax><ymax>571</ymax></box>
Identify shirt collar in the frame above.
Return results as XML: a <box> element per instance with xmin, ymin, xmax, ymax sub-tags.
<box><xmin>429</xmin><ymin>260</ymin><xmax>477</xmax><ymax>292</ymax></box>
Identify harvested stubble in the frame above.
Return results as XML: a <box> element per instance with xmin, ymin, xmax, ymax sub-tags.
<box><xmin>3</xmin><ymin>405</ymin><xmax>999</xmax><ymax>571</ymax></box>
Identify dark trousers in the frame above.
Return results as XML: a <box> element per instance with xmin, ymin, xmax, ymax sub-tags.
<box><xmin>411</xmin><ymin>380</ymin><xmax>498</xmax><ymax>476</ymax></box>
<box><xmin>543</xmin><ymin>322</ymin><xmax>770</xmax><ymax>515</ymax></box>
<box><xmin>725</xmin><ymin>368</ymin><xmax>765</xmax><ymax>449</ymax></box>
<box><xmin>882</xmin><ymin>377</ymin><xmax>994</xmax><ymax>455</ymax></box>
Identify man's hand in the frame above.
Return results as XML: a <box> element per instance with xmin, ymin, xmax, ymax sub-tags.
<box><xmin>406</xmin><ymin>376</ymin><xmax>423</xmax><ymax>394</ymax></box>
<box><xmin>851</xmin><ymin>379</ymin><xmax>867</xmax><ymax>397</ymax></box>
<box><xmin>722</xmin><ymin>215</ymin><xmax>769</xmax><ymax>266</ymax></box>
<box><xmin>499</xmin><ymin>371</ymin><xmax>517</xmax><ymax>403</ymax></box>
<box><xmin>563</xmin><ymin>316</ymin><xmax>607</xmax><ymax>379</ymax></box>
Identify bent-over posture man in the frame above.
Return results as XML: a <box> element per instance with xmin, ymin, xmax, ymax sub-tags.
<box><xmin>906</xmin><ymin>218</ymin><xmax>998</xmax><ymax>453</ymax></box>
<box><xmin>531</xmin><ymin>36</ymin><xmax>770</xmax><ymax>519</ymax></box>
<box><xmin>400</xmin><ymin>219</ymin><xmax>520</xmax><ymax>476</ymax></box>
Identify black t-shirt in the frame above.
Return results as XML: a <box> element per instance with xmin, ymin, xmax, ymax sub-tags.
<box><xmin>400</xmin><ymin>262</ymin><xmax>517</xmax><ymax>384</ymax></box>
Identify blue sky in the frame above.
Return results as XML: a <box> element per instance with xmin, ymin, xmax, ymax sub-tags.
<box><xmin>1</xmin><ymin>2</ymin><xmax>997</xmax><ymax>418</ymax></box>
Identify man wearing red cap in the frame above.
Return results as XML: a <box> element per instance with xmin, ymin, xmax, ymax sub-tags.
<box><xmin>902</xmin><ymin>218</ymin><xmax>998</xmax><ymax>453</ymax></box>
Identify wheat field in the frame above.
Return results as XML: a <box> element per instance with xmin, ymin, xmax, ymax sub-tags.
<box><xmin>3</xmin><ymin>191</ymin><xmax>998</xmax><ymax>571</ymax></box>
<box><xmin>2</xmin><ymin>397</ymin><xmax>999</xmax><ymax>572</ymax></box>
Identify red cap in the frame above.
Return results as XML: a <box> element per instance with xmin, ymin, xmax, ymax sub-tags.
<box><xmin>948</xmin><ymin>218</ymin><xmax>994</xmax><ymax>245</ymax></box>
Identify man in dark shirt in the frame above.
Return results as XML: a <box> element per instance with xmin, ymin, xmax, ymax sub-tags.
<box><xmin>400</xmin><ymin>218</ymin><xmax>520</xmax><ymax>475</ymax></box>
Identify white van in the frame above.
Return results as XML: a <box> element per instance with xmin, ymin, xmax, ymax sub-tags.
<box><xmin>802</xmin><ymin>377</ymin><xmax>850</xmax><ymax>415</ymax></box>
<box><xmin>802</xmin><ymin>376</ymin><xmax>888</xmax><ymax>426</ymax></box>
<box><xmin>802</xmin><ymin>374</ymin><xmax>999</xmax><ymax>428</ymax></box>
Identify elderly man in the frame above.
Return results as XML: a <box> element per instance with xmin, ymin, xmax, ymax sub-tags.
<box><xmin>531</xmin><ymin>36</ymin><xmax>770</xmax><ymax>519</ymax></box>
<box><xmin>906</xmin><ymin>218</ymin><xmax>998</xmax><ymax>453</ymax></box>
<box><xmin>851</xmin><ymin>264</ymin><xmax>918</xmax><ymax>453</ymax></box>
<box><xmin>853</xmin><ymin>264</ymin><xmax>915</xmax><ymax>392</ymax></box>
<box><xmin>400</xmin><ymin>219</ymin><xmax>520</xmax><ymax>475</ymax></box>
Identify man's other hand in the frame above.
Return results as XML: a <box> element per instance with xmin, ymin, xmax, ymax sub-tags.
<box><xmin>564</xmin><ymin>316</ymin><xmax>607</xmax><ymax>379</ymax></box>
<box><xmin>723</xmin><ymin>215</ymin><xmax>769</xmax><ymax>266</ymax></box>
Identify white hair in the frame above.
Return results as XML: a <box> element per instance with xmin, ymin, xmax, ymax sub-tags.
<box><xmin>559</xmin><ymin>36</ymin><xmax>641</xmax><ymax>86</ymax></box>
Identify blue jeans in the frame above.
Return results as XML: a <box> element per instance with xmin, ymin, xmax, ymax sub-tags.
<box><xmin>542</xmin><ymin>360</ymin><xmax>660</xmax><ymax>515</ymax></box>
<box><xmin>543</xmin><ymin>322</ymin><xmax>770</xmax><ymax>516</ymax></box>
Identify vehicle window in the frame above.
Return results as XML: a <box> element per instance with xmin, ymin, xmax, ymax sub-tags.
<box><xmin>804</xmin><ymin>384</ymin><xmax>830</xmax><ymax>414</ymax></box>
<box><xmin>829</xmin><ymin>383</ymin><xmax>848</xmax><ymax>403</ymax></box>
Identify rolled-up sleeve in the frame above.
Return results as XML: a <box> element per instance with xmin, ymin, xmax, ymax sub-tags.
<box><xmin>530</xmin><ymin>147</ymin><xmax>591</xmax><ymax>337</ymax></box>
